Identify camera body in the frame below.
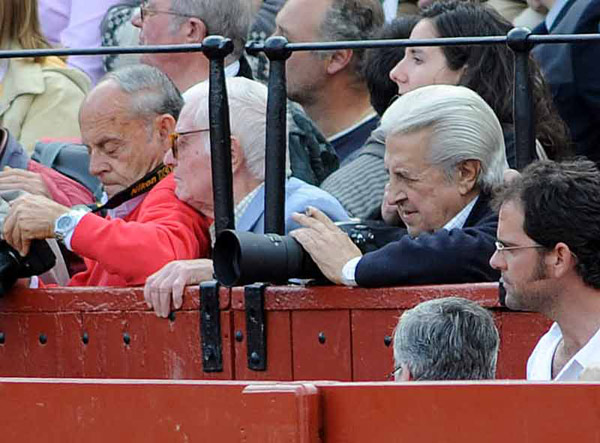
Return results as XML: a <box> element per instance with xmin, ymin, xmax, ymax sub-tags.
<box><xmin>0</xmin><ymin>240</ymin><xmax>56</xmax><ymax>295</ymax></box>
<box><xmin>213</xmin><ymin>222</ymin><xmax>403</xmax><ymax>287</ymax></box>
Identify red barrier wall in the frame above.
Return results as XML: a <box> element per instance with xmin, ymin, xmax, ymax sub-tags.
<box><xmin>0</xmin><ymin>283</ymin><xmax>552</xmax><ymax>380</ymax></box>
<box><xmin>0</xmin><ymin>378</ymin><xmax>597</xmax><ymax>442</ymax></box>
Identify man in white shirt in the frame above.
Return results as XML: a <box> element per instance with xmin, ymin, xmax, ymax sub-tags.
<box><xmin>490</xmin><ymin>159</ymin><xmax>600</xmax><ymax>381</ymax></box>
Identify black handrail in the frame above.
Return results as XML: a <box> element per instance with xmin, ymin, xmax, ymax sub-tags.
<box><xmin>2</xmin><ymin>31</ymin><xmax>600</xmax><ymax>246</ymax></box>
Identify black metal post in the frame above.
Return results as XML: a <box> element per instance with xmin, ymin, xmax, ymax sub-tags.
<box><xmin>262</xmin><ymin>36</ymin><xmax>292</xmax><ymax>235</ymax></box>
<box><xmin>203</xmin><ymin>36</ymin><xmax>235</xmax><ymax>234</ymax></box>
<box><xmin>507</xmin><ymin>28</ymin><xmax>535</xmax><ymax>170</ymax></box>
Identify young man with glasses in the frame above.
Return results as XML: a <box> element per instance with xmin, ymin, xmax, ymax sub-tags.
<box><xmin>490</xmin><ymin>159</ymin><xmax>600</xmax><ymax>381</ymax></box>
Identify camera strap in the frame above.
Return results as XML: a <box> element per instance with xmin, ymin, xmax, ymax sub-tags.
<box><xmin>88</xmin><ymin>163</ymin><xmax>173</xmax><ymax>215</ymax></box>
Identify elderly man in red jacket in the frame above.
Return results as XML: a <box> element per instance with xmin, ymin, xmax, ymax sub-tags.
<box><xmin>2</xmin><ymin>64</ymin><xmax>211</xmax><ymax>286</ymax></box>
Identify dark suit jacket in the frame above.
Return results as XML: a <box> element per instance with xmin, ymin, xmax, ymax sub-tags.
<box><xmin>355</xmin><ymin>193</ymin><xmax>499</xmax><ymax>287</ymax></box>
<box><xmin>532</xmin><ymin>0</ymin><xmax>600</xmax><ymax>163</ymax></box>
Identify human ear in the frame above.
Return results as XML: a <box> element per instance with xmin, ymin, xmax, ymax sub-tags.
<box><xmin>185</xmin><ymin>17</ymin><xmax>207</xmax><ymax>43</ymax></box>
<box><xmin>456</xmin><ymin>159</ymin><xmax>481</xmax><ymax>195</ymax></box>
<box><xmin>156</xmin><ymin>114</ymin><xmax>176</xmax><ymax>149</ymax></box>
<box><xmin>230</xmin><ymin>136</ymin><xmax>244</xmax><ymax>173</ymax></box>
<box><xmin>550</xmin><ymin>242</ymin><xmax>577</xmax><ymax>279</ymax></box>
<box><xmin>326</xmin><ymin>49</ymin><xmax>353</xmax><ymax>75</ymax></box>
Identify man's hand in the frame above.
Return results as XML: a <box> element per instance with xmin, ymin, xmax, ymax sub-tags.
<box><xmin>290</xmin><ymin>206</ymin><xmax>362</xmax><ymax>284</ymax></box>
<box><xmin>0</xmin><ymin>167</ymin><xmax>50</xmax><ymax>198</ymax></box>
<box><xmin>144</xmin><ymin>259</ymin><xmax>215</xmax><ymax>318</ymax></box>
<box><xmin>2</xmin><ymin>194</ymin><xmax>69</xmax><ymax>256</ymax></box>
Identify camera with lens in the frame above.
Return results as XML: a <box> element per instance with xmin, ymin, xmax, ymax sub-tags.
<box><xmin>213</xmin><ymin>221</ymin><xmax>403</xmax><ymax>287</ymax></box>
<box><xmin>0</xmin><ymin>240</ymin><xmax>56</xmax><ymax>295</ymax></box>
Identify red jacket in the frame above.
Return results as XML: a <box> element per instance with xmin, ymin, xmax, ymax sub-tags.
<box><xmin>68</xmin><ymin>174</ymin><xmax>211</xmax><ymax>287</ymax></box>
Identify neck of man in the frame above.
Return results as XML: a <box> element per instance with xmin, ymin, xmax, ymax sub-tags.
<box><xmin>553</xmin><ymin>282</ymin><xmax>600</xmax><ymax>357</ymax></box>
<box><xmin>232</xmin><ymin>168</ymin><xmax>264</xmax><ymax>207</ymax></box>
<box><xmin>303</xmin><ymin>79</ymin><xmax>375</xmax><ymax>139</ymax></box>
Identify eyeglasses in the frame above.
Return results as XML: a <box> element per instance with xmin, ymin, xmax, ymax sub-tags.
<box><xmin>169</xmin><ymin>129</ymin><xmax>209</xmax><ymax>159</ymax></box>
<box><xmin>140</xmin><ymin>1</ymin><xmax>196</xmax><ymax>22</ymax></box>
<box><xmin>386</xmin><ymin>365</ymin><xmax>402</xmax><ymax>381</ymax></box>
<box><xmin>494</xmin><ymin>241</ymin><xmax>545</xmax><ymax>254</ymax></box>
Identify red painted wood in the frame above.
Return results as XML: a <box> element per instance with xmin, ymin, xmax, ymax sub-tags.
<box><xmin>0</xmin><ymin>313</ymin><xmax>83</xmax><ymax>377</ymax></box>
<box><xmin>0</xmin><ymin>284</ymin><xmax>550</xmax><ymax>381</ymax></box>
<box><xmin>351</xmin><ymin>310</ymin><xmax>401</xmax><ymax>381</ymax></box>
<box><xmin>292</xmin><ymin>310</ymin><xmax>352</xmax><ymax>381</ymax></box>
<box><xmin>317</xmin><ymin>382</ymin><xmax>600</xmax><ymax>442</ymax></box>
<box><xmin>0</xmin><ymin>379</ymin><xmax>252</xmax><ymax>442</ymax></box>
<box><xmin>1</xmin><ymin>379</ymin><xmax>599</xmax><ymax>442</ymax></box>
<box><xmin>241</xmin><ymin>383</ymin><xmax>321</xmax><ymax>443</ymax></box>
<box><xmin>232</xmin><ymin>283</ymin><xmax>500</xmax><ymax>310</ymax></box>
<box><xmin>496</xmin><ymin>312</ymin><xmax>553</xmax><ymax>379</ymax></box>
<box><xmin>234</xmin><ymin>310</ymin><xmax>293</xmax><ymax>380</ymax></box>
<box><xmin>0</xmin><ymin>285</ymin><xmax>230</xmax><ymax>313</ymax></box>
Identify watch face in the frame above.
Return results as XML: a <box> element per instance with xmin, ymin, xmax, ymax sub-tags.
<box><xmin>57</xmin><ymin>215</ymin><xmax>74</xmax><ymax>231</ymax></box>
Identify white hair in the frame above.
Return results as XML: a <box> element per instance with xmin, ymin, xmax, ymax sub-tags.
<box><xmin>185</xmin><ymin>77</ymin><xmax>291</xmax><ymax>181</ymax></box>
<box><xmin>379</xmin><ymin>85</ymin><xmax>508</xmax><ymax>192</ymax></box>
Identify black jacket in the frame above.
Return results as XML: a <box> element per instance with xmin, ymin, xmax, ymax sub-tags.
<box><xmin>355</xmin><ymin>193</ymin><xmax>499</xmax><ymax>287</ymax></box>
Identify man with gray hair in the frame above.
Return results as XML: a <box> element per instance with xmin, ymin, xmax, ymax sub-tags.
<box><xmin>275</xmin><ymin>0</ymin><xmax>385</xmax><ymax>163</ymax></box>
<box><xmin>132</xmin><ymin>0</ymin><xmax>253</xmax><ymax>96</ymax></box>
<box><xmin>2</xmin><ymin>64</ymin><xmax>211</xmax><ymax>286</ymax></box>
<box><xmin>143</xmin><ymin>77</ymin><xmax>348</xmax><ymax>317</ymax></box>
<box><xmin>392</xmin><ymin>297</ymin><xmax>500</xmax><ymax>381</ymax></box>
<box><xmin>291</xmin><ymin>84</ymin><xmax>508</xmax><ymax>287</ymax></box>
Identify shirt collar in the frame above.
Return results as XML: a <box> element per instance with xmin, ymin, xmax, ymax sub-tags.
<box><xmin>209</xmin><ymin>182</ymin><xmax>264</xmax><ymax>245</ymax></box>
<box><xmin>545</xmin><ymin>0</ymin><xmax>570</xmax><ymax>30</ymax></box>
<box><xmin>182</xmin><ymin>60</ymin><xmax>240</xmax><ymax>101</ymax></box>
<box><xmin>442</xmin><ymin>195</ymin><xmax>479</xmax><ymax>231</ymax></box>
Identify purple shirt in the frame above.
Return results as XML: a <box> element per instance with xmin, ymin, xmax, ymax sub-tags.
<box><xmin>38</xmin><ymin>0</ymin><xmax>123</xmax><ymax>84</ymax></box>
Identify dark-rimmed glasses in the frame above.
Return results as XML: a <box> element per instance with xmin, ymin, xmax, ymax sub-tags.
<box><xmin>494</xmin><ymin>241</ymin><xmax>545</xmax><ymax>254</ymax></box>
<box><xmin>169</xmin><ymin>129</ymin><xmax>209</xmax><ymax>160</ymax></box>
<box><xmin>386</xmin><ymin>365</ymin><xmax>402</xmax><ymax>381</ymax></box>
<box><xmin>140</xmin><ymin>1</ymin><xmax>197</xmax><ymax>22</ymax></box>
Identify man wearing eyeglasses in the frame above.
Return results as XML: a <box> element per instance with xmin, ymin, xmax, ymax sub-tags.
<box><xmin>490</xmin><ymin>159</ymin><xmax>600</xmax><ymax>381</ymax></box>
<box><xmin>291</xmin><ymin>85</ymin><xmax>508</xmax><ymax>288</ymax></box>
<box><xmin>392</xmin><ymin>297</ymin><xmax>499</xmax><ymax>381</ymax></box>
<box><xmin>131</xmin><ymin>0</ymin><xmax>253</xmax><ymax>98</ymax></box>
<box><xmin>143</xmin><ymin>77</ymin><xmax>349</xmax><ymax>318</ymax></box>
<box><xmin>1</xmin><ymin>64</ymin><xmax>211</xmax><ymax>287</ymax></box>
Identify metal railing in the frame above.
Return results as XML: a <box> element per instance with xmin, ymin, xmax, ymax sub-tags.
<box><xmin>2</xmin><ymin>30</ymin><xmax>600</xmax><ymax>236</ymax></box>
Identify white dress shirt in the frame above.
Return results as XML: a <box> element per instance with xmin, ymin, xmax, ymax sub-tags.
<box><xmin>527</xmin><ymin>322</ymin><xmax>600</xmax><ymax>381</ymax></box>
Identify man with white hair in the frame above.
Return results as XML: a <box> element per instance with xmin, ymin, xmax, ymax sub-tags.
<box><xmin>291</xmin><ymin>84</ymin><xmax>509</xmax><ymax>287</ymax></box>
<box><xmin>392</xmin><ymin>297</ymin><xmax>500</xmax><ymax>381</ymax></box>
<box><xmin>144</xmin><ymin>77</ymin><xmax>348</xmax><ymax>317</ymax></box>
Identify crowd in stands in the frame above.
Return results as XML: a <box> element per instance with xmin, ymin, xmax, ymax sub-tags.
<box><xmin>1</xmin><ymin>0</ymin><xmax>599</xmax><ymax>382</ymax></box>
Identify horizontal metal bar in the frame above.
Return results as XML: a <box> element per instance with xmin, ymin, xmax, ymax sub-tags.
<box><xmin>0</xmin><ymin>32</ymin><xmax>598</xmax><ymax>61</ymax></box>
<box><xmin>0</xmin><ymin>43</ymin><xmax>205</xmax><ymax>59</ymax></box>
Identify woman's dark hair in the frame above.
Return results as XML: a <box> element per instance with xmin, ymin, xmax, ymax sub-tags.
<box><xmin>364</xmin><ymin>15</ymin><xmax>419</xmax><ymax>115</ymax></box>
<box><xmin>421</xmin><ymin>0</ymin><xmax>571</xmax><ymax>159</ymax></box>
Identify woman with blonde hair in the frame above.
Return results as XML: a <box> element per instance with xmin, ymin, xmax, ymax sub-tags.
<box><xmin>0</xmin><ymin>0</ymin><xmax>89</xmax><ymax>153</ymax></box>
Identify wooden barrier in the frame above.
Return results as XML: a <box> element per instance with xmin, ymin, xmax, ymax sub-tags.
<box><xmin>0</xmin><ymin>378</ymin><xmax>598</xmax><ymax>442</ymax></box>
<box><xmin>0</xmin><ymin>283</ymin><xmax>552</xmax><ymax>380</ymax></box>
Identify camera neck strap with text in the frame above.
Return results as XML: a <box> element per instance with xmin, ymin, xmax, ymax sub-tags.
<box><xmin>88</xmin><ymin>163</ymin><xmax>173</xmax><ymax>215</ymax></box>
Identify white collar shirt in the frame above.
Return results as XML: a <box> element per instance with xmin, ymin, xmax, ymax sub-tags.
<box><xmin>527</xmin><ymin>322</ymin><xmax>600</xmax><ymax>381</ymax></box>
<box><xmin>442</xmin><ymin>196</ymin><xmax>478</xmax><ymax>231</ymax></box>
<box><xmin>182</xmin><ymin>60</ymin><xmax>240</xmax><ymax>102</ymax></box>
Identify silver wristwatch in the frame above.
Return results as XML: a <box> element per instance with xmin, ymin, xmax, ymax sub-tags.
<box><xmin>54</xmin><ymin>207</ymin><xmax>91</xmax><ymax>243</ymax></box>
